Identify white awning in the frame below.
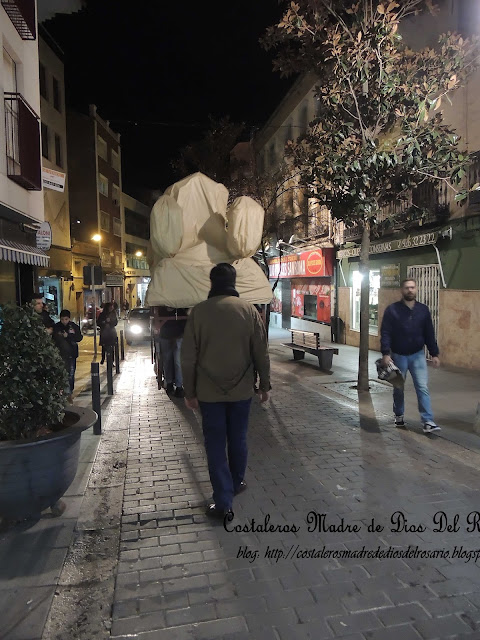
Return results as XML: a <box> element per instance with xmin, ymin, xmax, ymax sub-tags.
<box><xmin>0</xmin><ymin>239</ymin><xmax>49</xmax><ymax>267</ymax></box>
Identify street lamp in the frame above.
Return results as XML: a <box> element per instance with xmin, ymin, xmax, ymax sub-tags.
<box><xmin>91</xmin><ymin>233</ymin><xmax>102</xmax><ymax>357</ymax></box>
<box><xmin>135</xmin><ymin>250</ymin><xmax>143</xmax><ymax>257</ymax></box>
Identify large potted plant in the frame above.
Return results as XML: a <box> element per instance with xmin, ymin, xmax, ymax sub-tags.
<box><xmin>0</xmin><ymin>304</ymin><xmax>97</xmax><ymax>521</ymax></box>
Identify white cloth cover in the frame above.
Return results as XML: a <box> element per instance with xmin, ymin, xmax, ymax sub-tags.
<box><xmin>146</xmin><ymin>172</ymin><xmax>272</xmax><ymax>308</ymax></box>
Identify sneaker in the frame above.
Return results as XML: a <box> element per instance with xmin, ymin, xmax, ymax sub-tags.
<box><xmin>394</xmin><ymin>415</ymin><xmax>406</xmax><ymax>428</ymax></box>
<box><xmin>166</xmin><ymin>383</ymin><xmax>174</xmax><ymax>394</ymax></box>
<box><xmin>423</xmin><ymin>422</ymin><xmax>441</xmax><ymax>434</ymax></box>
<box><xmin>174</xmin><ymin>386</ymin><xmax>185</xmax><ymax>398</ymax></box>
<box><xmin>205</xmin><ymin>503</ymin><xmax>234</xmax><ymax>521</ymax></box>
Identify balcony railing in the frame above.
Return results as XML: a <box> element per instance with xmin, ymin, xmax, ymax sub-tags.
<box><xmin>4</xmin><ymin>93</ymin><xmax>41</xmax><ymax>191</ymax></box>
<box><xmin>1</xmin><ymin>0</ymin><xmax>36</xmax><ymax>40</ymax></box>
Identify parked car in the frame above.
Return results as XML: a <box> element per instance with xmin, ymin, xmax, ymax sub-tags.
<box><xmin>125</xmin><ymin>307</ymin><xmax>151</xmax><ymax>345</ymax></box>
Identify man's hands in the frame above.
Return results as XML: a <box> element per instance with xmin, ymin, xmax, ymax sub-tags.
<box><xmin>259</xmin><ymin>391</ymin><xmax>270</xmax><ymax>403</ymax></box>
<box><xmin>381</xmin><ymin>355</ymin><xmax>393</xmax><ymax>366</ymax></box>
<box><xmin>431</xmin><ymin>356</ymin><xmax>440</xmax><ymax>368</ymax></box>
<box><xmin>185</xmin><ymin>397</ymin><xmax>199</xmax><ymax>410</ymax></box>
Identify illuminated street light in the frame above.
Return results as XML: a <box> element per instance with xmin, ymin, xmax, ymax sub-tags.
<box><xmin>135</xmin><ymin>250</ymin><xmax>143</xmax><ymax>257</ymax></box>
<box><xmin>92</xmin><ymin>233</ymin><xmax>102</xmax><ymax>242</ymax></box>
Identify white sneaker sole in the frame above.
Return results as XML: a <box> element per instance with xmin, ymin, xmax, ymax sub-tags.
<box><xmin>423</xmin><ymin>425</ymin><xmax>441</xmax><ymax>433</ymax></box>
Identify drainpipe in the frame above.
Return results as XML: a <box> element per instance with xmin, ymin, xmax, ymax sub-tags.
<box><xmin>432</xmin><ymin>244</ymin><xmax>447</xmax><ymax>289</ymax></box>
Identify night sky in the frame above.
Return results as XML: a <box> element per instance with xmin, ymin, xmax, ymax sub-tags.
<box><xmin>46</xmin><ymin>1</ymin><xmax>292</xmax><ymax>197</ymax></box>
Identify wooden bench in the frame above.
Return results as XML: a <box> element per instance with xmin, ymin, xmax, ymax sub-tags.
<box><xmin>283</xmin><ymin>330</ymin><xmax>339</xmax><ymax>371</ymax></box>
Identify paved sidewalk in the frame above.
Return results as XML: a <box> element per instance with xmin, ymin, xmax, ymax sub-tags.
<box><xmin>269</xmin><ymin>328</ymin><xmax>480</xmax><ymax>450</ymax></box>
<box><xmin>108</xmin><ymin>345</ymin><xmax>480</xmax><ymax>640</ymax></box>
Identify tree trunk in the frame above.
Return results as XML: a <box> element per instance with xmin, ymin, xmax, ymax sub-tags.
<box><xmin>357</xmin><ymin>220</ymin><xmax>371</xmax><ymax>392</ymax></box>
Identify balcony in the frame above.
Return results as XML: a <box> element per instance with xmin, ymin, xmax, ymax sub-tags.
<box><xmin>4</xmin><ymin>93</ymin><xmax>41</xmax><ymax>191</ymax></box>
<box><xmin>1</xmin><ymin>0</ymin><xmax>36</xmax><ymax>40</ymax></box>
<box><xmin>126</xmin><ymin>255</ymin><xmax>149</xmax><ymax>270</ymax></box>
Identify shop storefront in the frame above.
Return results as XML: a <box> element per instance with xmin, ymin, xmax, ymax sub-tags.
<box><xmin>268</xmin><ymin>248</ymin><xmax>334</xmax><ymax>339</ymax></box>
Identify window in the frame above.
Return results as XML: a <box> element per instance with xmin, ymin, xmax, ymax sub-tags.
<box><xmin>4</xmin><ymin>49</ymin><xmax>17</xmax><ymax>93</ymax></box>
<box><xmin>351</xmin><ymin>270</ymin><xmax>380</xmax><ymax>334</ymax></box>
<box><xmin>54</xmin><ymin>134</ymin><xmax>62</xmax><ymax>167</ymax></box>
<box><xmin>113</xmin><ymin>217</ymin><xmax>122</xmax><ymax>237</ymax></box>
<box><xmin>52</xmin><ymin>76</ymin><xmax>61</xmax><ymax>111</ymax></box>
<box><xmin>112</xmin><ymin>183</ymin><xmax>120</xmax><ymax>206</ymax></box>
<box><xmin>100</xmin><ymin>211</ymin><xmax>110</xmax><ymax>232</ymax></box>
<box><xmin>97</xmin><ymin>136</ymin><xmax>108</xmax><ymax>161</ymax></box>
<box><xmin>115</xmin><ymin>251</ymin><xmax>123</xmax><ymax>267</ymax></box>
<box><xmin>41</xmin><ymin>122</ymin><xmax>49</xmax><ymax>159</ymax></box>
<box><xmin>101</xmin><ymin>247</ymin><xmax>111</xmax><ymax>267</ymax></box>
<box><xmin>111</xmin><ymin>149</ymin><xmax>120</xmax><ymax>172</ymax></box>
<box><xmin>39</xmin><ymin>63</ymin><xmax>47</xmax><ymax>100</ymax></box>
<box><xmin>304</xmin><ymin>295</ymin><xmax>317</xmax><ymax>320</ymax></box>
<box><xmin>98</xmin><ymin>173</ymin><xmax>108</xmax><ymax>197</ymax></box>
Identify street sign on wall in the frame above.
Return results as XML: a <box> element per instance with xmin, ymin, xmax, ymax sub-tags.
<box><xmin>36</xmin><ymin>221</ymin><xmax>52</xmax><ymax>251</ymax></box>
<box><xmin>337</xmin><ymin>231</ymin><xmax>439</xmax><ymax>259</ymax></box>
<box><xmin>106</xmin><ymin>273</ymin><xmax>124</xmax><ymax>287</ymax></box>
<box><xmin>42</xmin><ymin>167</ymin><xmax>66</xmax><ymax>192</ymax></box>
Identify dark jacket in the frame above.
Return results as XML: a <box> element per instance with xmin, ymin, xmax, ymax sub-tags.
<box><xmin>97</xmin><ymin>310</ymin><xmax>118</xmax><ymax>346</ymax></box>
<box><xmin>37</xmin><ymin>309</ymin><xmax>55</xmax><ymax>330</ymax></box>
<box><xmin>160</xmin><ymin>308</ymin><xmax>188</xmax><ymax>339</ymax></box>
<box><xmin>380</xmin><ymin>300</ymin><xmax>439</xmax><ymax>357</ymax></box>
<box><xmin>53</xmin><ymin>321</ymin><xmax>83</xmax><ymax>360</ymax></box>
<box><xmin>181</xmin><ymin>296</ymin><xmax>270</xmax><ymax>402</ymax></box>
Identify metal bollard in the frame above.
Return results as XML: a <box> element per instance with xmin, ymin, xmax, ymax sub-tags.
<box><xmin>119</xmin><ymin>330</ymin><xmax>125</xmax><ymax>361</ymax></box>
<box><xmin>115</xmin><ymin>339</ymin><xmax>120</xmax><ymax>374</ymax></box>
<box><xmin>106</xmin><ymin>348</ymin><xmax>114</xmax><ymax>395</ymax></box>
<box><xmin>91</xmin><ymin>362</ymin><xmax>102</xmax><ymax>435</ymax></box>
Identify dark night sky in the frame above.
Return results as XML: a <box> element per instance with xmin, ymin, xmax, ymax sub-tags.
<box><xmin>46</xmin><ymin>1</ymin><xmax>292</xmax><ymax>197</ymax></box>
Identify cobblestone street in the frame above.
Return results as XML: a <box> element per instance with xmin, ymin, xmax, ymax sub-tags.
<box><xmin>106</xmin><ymin>344</ymin><xmax>480</xmax><ymax>640</ymax></box>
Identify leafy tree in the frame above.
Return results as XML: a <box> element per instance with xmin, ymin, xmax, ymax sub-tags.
<box><xmin>263</xmin><ymin>0</ymin><xmax>479</xmax><ymax>390</ymax></box>
<box><xmin>0</xmin><ymin>305</ymin><xmax>68</xmax><ymax>440</ymax></box>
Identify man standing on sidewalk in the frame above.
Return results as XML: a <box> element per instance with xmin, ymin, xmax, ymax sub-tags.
<box><xmin>53</xmin><ymin>310</ymin><xmax>83</xmax><ymax>402</ymax></box>
<box><xmin>181</xmin><ymin>263</ymin><xmax>271</xmax><ymax>520</ymax></box>
<box><xmin>380</xmin><ymin>278</ymin><xmax>441</xmax><ymax>434</ymax></box>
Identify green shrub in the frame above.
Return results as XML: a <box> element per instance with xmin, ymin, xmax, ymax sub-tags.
<box><xmin>0</xmin><ymin>304</ymin><xmax>68</xmax><ymax>440</ymax></box>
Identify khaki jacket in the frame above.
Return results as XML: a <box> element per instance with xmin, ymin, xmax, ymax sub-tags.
<box><xmin>181</xmin><ymin>295</ymin><xmax>271</xmax><ymax>402</ymax></box>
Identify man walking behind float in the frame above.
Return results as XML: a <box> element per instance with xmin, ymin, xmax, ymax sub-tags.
<box><xmin>380</xmin><ymin>278</ymin><xmax>440</xmax><ymax>434</ymax></box>
<box><xmin>181</xmin><ymin>263</ymin><xmax>271</xmax><ymax>519</ymax></box>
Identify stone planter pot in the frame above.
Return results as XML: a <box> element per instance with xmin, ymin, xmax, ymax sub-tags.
<box><xmin>0</xmin><ymin>406</ymin><xmax>97</xmax><ymax>521</ymax></box>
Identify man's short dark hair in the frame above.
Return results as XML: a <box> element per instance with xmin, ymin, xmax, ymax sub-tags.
<box><xmin>210</xmin><ymin>263</ymin><xmax>236</xmax><ymax>286</ymax></box>
<box><xmin>60</xmin><ymin>309</ymin><xmax>71</xmax><ymax>318</ymax></box>
<box><xmin>400</xmin><ymin>278</ymin><xmax>416</xmax><ymax>287</ymax></box>
<box><xmin>32</xmin><ymin>293</ymin><xmax>43</xmax><ymax>301</ymax></box>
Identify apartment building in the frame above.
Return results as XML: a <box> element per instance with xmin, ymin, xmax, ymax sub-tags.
<box><xmin>253</xmin><ymin>72</ymin><xmax>335</xmax><ymax>341</ymax></box>
<box><xmin>36</xmin><ymin>29</ymin><xmax>72</xmax><ymax>320</ymax></box>
<box><xmin>122</xmin><ymin>192</ymin><xmax>150</xmax><ymax>308</ymax></box>
<box><xmin>67</xmin><ymin>105</ymin><xmax>123</xmax><ymax>317</ymax></box>
<box><xmin>0</xmin><ymin>0</ymin><xmax>45</xmax><ymax>305</ymax></box>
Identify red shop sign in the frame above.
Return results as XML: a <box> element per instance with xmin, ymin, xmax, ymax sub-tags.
<box><xmin>268</xmin><ymin>248</ymin><xmax>333</xmax><ymax>279</ymax></box>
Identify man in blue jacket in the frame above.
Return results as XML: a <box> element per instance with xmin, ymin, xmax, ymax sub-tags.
<box><xmin>380</xmin><ymin>278</ymin><xmax>440</xmax><ymax>434</ymax></box>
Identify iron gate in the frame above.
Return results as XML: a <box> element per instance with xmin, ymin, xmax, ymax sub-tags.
<box><xmin>407</xmin><ymin>264</ymin><xmax>440</xmax><ymax>358</ymax></box>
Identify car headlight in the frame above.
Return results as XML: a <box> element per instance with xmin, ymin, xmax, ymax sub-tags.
<box><xmin>130</xmin><ymin>324</ymin><xmax>142</xmax><ymax>335</ymax></box>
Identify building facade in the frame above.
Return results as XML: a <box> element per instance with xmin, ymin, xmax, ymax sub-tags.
<box><xmin>0</xmin><ymin>0</ymin><xmax>46</xmax><ymax>305</ymax></box>
<box><xmin>122</xmin><ymin>192</ymin><xmax>150</xmax><ymax>308</ymax></box>
<box><xmin>37</xmin><ymin>30</ymin><xmax>72</xmax><ymax>320</ymax></box>
<box><xmin>67</xmin><ymin>105</ymin><xmax>124</xmax><ymax>317</ymax></box>
<box><xmin>253</xmin><ymin>73</ymin><xmax>335</xmax><ymax>341</ymax></box>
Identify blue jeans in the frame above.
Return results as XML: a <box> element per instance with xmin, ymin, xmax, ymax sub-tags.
<box><xmin>392</xmin><ymin>350</ymin><xmax>434</xmax><ymax>423</ymax></box>
<box><xmin>160</xmin><ymin>337</ymin><xmax>183</xmax><ymax>386</ymax></box>
<box><xmin>199</xmin><ymin>399</ymin><xmax>252</xmax><ymax>510</ymax></box>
